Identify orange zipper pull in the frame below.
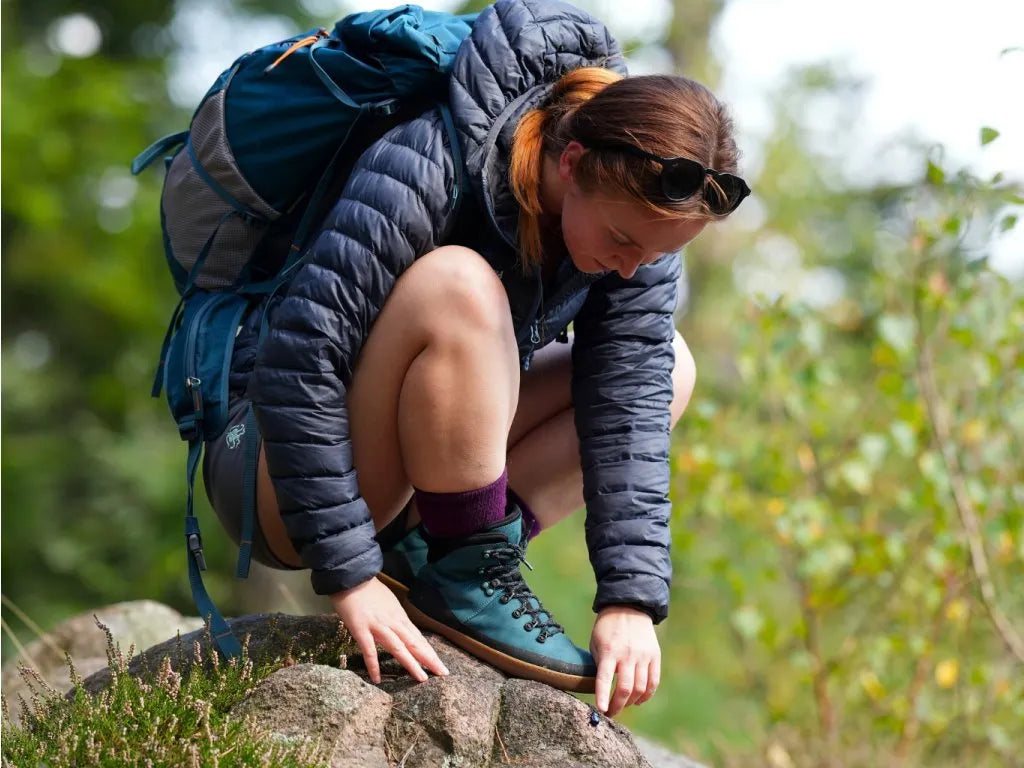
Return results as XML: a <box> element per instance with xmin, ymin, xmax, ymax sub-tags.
<box><xmin>263</xmin><ymin>28</ymin><xmax>329</xmax><ymax>74</ymax></box>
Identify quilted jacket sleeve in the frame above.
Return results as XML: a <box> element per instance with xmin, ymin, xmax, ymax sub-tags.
<box><xmin>571</xmin><ymin>254</ymin><xmax>682</xmax><ymax>624</ymax></box>
<box><xmin>248</xmin><ymin>109</ymin><xmax>457</xmax><ymax>596</ymax></box>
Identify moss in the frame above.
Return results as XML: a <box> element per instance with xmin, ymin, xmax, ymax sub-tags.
<box><xmin>2</xmin><ymin>617</ymin><xmax>356</xmax><ymax>767</ymax></box>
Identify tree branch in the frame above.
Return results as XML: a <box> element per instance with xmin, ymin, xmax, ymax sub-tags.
<box><xmin>913</xmin><ymin>304</ymin><xmax>1024</xmax><ymax>665</ymax></box>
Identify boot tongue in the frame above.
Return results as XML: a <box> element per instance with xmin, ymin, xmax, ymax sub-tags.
<box><xmin>422</xmin><ymin>507</ymin><xmax>523</xmax><ymax>563</ymax></box>
<box><xmin>480</xmin><ymin>505</ymin><xmax>522</xmax><ymax>540</ymax></box>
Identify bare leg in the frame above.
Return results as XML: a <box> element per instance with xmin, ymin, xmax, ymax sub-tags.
<box><xmin>347</xmin><ymin>246</ymin><xmax>520</xmax><ymax>518</ymax></box>
<box><xmin>256</xmin><ymin>246</ymin><xmax>519</xmax><ymax>564</ymax></box>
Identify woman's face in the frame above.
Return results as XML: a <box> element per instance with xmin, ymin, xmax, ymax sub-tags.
<box><xmin>557</xmin><ymin>142</ymin><xmax>708</xmax><ymax>279</ymax></box>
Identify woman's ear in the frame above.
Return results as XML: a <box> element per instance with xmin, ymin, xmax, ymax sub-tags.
<box><xmin>559</xmin><ymin>141</ymin><xmax>585</xmax><ymax>184</ymax></box>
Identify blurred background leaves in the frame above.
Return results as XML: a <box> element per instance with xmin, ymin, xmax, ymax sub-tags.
<box><xmin>2</xmin><ymin>0</ymin><xmax>1021</xmax><ymax>765</ymax></box>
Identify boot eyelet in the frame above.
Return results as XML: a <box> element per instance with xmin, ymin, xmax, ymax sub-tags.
<box><xmin>511</xmin><ymin>609</ymin><xmax>522</xmax><ymax>618</ymax></box>
<box><xmin>499</xmin><ymin>595</ymin><xmax>510</xmax><ymax>604</ymax></box>
<box><xmin>485</xmin><ymin>588</ymin><xmax>495</xmax><ymax>596</ymax></box>
<box><xmin>523</xmin><ymin>621</ymin><xmax>535</xmax><ymax>631</ymax></box>
<box><xmin>481</xmin><ymin>581</ymin><xmax>490</xmax><ymax>588</ymax></box>
<box><xmin>536</xmin><ymin>633</ymin><xmax>547</xmax><ymax>643</ymax></box>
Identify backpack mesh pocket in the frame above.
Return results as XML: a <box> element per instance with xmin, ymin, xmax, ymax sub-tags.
<box><xmin>161</xmin><ymin>89</ymin><xmax>281</xmax><ymax>291</ymax></box>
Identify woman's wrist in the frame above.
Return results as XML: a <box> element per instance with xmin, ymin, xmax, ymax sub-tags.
<box><xmin>329</xmin><ymin>574</ymin><xmax>377</xmax><ymax>603</ymax></box>
<box><xmin>597</xmin><ymin>603</ymin><xmax>657</xmax><ymax>623</ymax></box>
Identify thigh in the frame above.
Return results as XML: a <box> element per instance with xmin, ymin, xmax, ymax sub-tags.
<box><xmin>507</xmin><ymin>332</ymin><xmax>574</xmax><ymax>449</ymax></box>
<box><xmin>351</xmin><ymin>327</ymin><xmax>573</xmax><ymax>517</ymax></box>
<box><xmin>347</xmin><ymin>245</ymin><xmax>515</xmax><ymax>526</ymax></box>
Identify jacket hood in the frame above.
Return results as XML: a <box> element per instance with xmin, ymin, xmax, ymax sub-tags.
<box><xmin>448</xmin><ymin>0</ymin><xmax>627</xmax><ymax>254</ymax></box>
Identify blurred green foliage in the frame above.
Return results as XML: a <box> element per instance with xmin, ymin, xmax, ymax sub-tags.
<box><xmin>2</xmin><ymin>1</ymin><xmax>1021</xmax><ymax>766</ymax></box>
<box><xmin>529</xmin><ymin>59</ymin><xmax>1024</xmax><ymax>766</ymax></box>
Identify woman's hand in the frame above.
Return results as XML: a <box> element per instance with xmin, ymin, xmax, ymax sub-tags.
<box><xmin>590</xmin><ymin>605</ymin><xmax>661</xmax><ymax>717</ymax></box>
<box><xmin>329</xmin><ymin>578</ymin><xmax>450</xmax><ymax>685</ymax></box>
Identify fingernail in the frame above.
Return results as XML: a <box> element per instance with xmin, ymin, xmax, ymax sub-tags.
<box><xmin>441</xmin><ymin>666</ymin><xmax>450</xmax><ymax>675</ymax></box>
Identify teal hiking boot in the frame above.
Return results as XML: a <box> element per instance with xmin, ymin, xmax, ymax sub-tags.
<box><xmin>404</xmin><ymin>506</ymin><xmax>597</xmax><ymax>693</ymax></box>
<box><xmin>376</xmin><ymin>503</ymin><xmax>429</xmax><ymax>600</ymax></box>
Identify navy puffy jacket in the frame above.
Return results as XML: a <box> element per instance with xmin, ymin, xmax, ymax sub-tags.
<box><xmin>243</xmin><ymin>0</ymin><xmax>681</xmax><ymax>623</ymax></box>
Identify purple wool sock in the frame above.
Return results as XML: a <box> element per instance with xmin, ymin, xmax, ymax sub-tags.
<box><xmin>414</xmin><ymin>467</ymin><xmax>510</xmax><ymax>538</ymax></box>
<box><xmin>507</xmin><ymin>486</ymin><xmax>541</xmax><ymax>542</ymax></box>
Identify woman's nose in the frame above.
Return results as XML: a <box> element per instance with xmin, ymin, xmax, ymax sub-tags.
<box><xmin>613</xmin><ymin>253</ymin><xmax>640</xmax><ymax>279</ymax></box>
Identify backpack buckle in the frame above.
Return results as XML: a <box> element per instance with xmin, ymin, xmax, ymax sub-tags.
<box><xmin>371</xmin><ymin>98</ymin><xmax>399</xmax><ymax>116</ymax></box>
<box><xmin>188</xmin><ymin>532</ymin><xmax>208</xmax><ymax>571</ymax></box>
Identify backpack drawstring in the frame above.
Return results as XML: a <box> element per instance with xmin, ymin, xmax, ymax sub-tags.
<box><xmin>263</xmin><ymin>28</ymin><xmax>328</xmax><ymax>74</ymax></box>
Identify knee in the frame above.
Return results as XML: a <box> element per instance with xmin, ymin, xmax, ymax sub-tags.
<box><xmin>408</xmin><ymin>246</ymin><xmax>511</xmax><ymax>337</ymax></box>
<box><xmin>669</xmin><ymin>330</ymin><xmax>696</xmax><ymax>428</ymax></box>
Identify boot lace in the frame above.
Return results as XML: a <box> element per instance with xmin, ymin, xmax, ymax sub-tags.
<box><xmin>479</xmin><ymin>542</ymin><xmax>564</xmax><ymax>643</ymax></box>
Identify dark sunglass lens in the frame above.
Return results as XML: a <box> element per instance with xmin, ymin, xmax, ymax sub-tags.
<box><xmin>661</xmin><ymin>161</ymin><xmax>704</xmax><ymax>201</ymax></box>
<box><xmin>707</xmin><ymin>174</ymin><xmax>748</xmax><ymax>214</ymax></box>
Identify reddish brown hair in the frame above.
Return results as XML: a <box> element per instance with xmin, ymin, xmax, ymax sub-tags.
<box><xmin>510</xmin><ymin>68</ymin><xmax>741</xmax><ymax>268</ymax></box>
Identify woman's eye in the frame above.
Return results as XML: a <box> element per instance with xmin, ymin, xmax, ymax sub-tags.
<box><xmin>608</xmin><ymin>231</ymin><xmax>630</xmax><ymax>246</ymax></box>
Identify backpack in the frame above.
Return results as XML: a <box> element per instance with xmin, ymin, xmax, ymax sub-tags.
<box><xmin>132</xmin><ymin>4</ymin><xmax>477</xmax><ymax>660</ymax></box>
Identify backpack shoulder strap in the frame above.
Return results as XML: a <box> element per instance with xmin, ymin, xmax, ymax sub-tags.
<box><xmin>438</xmin><ymin>101</ymin><xmax>463</xmax><ymax>222</ymax></box>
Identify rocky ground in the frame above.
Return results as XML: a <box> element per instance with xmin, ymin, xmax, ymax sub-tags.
<box><xmin>2</xmin><ymin>600</ymin><xmax>703</xmax><ymax>768</ymax></box>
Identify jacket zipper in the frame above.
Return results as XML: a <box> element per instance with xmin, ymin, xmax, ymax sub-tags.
<box><xmin>514</xmin><ymin>265</ymin><xmax>544</xmax><ymax>348</ymax></box>
<box><xmin>532</xmin><ymin>269</ymin><xmax>596</xmax><ymax>344</ymax></box>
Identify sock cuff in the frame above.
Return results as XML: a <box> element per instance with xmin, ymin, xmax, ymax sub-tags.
<box><xmin>507</xmin><ymin>485</ymin><xmax>541</xmax><ymax>541</ymax></box>
<box><xmin>414</xmin><ymin>467</ymin><xmax>509</xmax><ymax>538</ymax></box>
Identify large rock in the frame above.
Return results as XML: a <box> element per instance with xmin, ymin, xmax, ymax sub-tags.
<box><xmin>43</xmin><ymin>603</ymin><xmax>703</xmax><ymax>768</ymax></box>
<box><xmin>231</xmin><ymin>664</ymin><xmax>391</xmax><ymax>768</ymax></box>
<box><xmin>1</xmin><ymin>599</ymin><xmax>203</xmax><ymax>724</ymax></box>
<box><xmin>385</xmin><ymin>642</ymin><xmax>505</xmax><ymax>767</ymax></box>
<box><xmin>493</xmin><ymin>678</ymin><xmax>649</xmax><ymax>768</ymax></box>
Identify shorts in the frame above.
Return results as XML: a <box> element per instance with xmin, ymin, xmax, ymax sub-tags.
<box><xmin>202</xmin><ymin>398</ymin><xmax>303</xmax><ymax>571</ymax></box>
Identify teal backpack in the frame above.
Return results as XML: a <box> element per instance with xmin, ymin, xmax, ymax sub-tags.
<box><xmin>132</xmin><ymin>5</ymin><xmax>477</xmax><ymax>659</ymax></box>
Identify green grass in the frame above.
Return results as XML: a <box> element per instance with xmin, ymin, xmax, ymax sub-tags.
<box><xmin>2</xmin><ymin>619</ymin><xmax>354</xmax><ymax>767</ymax></box>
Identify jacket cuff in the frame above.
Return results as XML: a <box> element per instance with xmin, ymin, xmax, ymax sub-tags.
<box><xmin>309</xmin><ymin>545</ymin><xmax>384</xmax><ymax>597</ymax></box>
<box><xmin>592</xmin><ymin>573</ymin><xmax>669</xmax><ymax>625</ymax></box>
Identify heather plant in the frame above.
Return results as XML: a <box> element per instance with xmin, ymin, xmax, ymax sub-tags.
<box><xmin>1</xmin><ymin>617</ymin><xmax>355</xmax><ymax>767</ymax></box>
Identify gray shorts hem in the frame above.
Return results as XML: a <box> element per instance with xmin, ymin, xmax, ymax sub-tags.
<box><xmin>202</xmin><ymin>399</ymin><xmax>303</xmax><ymax>572</ymax></box>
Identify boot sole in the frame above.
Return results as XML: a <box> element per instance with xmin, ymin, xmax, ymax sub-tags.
<box><xmin>403</xmin><ymin>600</ymin><xmax>597</xmax><ymax>694</ymax></box>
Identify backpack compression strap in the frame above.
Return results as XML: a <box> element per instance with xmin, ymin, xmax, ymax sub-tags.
<box><xmin>235</xmin><ymin>406</ymin><xmax>259</xmax><ymax>579</ymax></box>
<box><xmin>185</xmin><ymin>438</ymin><xmax>243</xmax><ymax>659</ymax></box>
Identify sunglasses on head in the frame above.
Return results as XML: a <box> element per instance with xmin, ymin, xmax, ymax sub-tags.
<box><xmin>582</xmin><ymin>141</ymin><xmax>751</xmax><ymax>215</ymax></box>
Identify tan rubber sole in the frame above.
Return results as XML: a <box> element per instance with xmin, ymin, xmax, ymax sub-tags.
<box><xmin>403</xmin><ymin>599</ymin><xmax>597</xmax><ymax>694</ymax></box>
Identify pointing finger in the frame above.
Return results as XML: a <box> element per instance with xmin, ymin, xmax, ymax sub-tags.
<box><xmin>595</xmin><ymin>654</ymin><xmax>616</xmax><ymax>714</ymax></box>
